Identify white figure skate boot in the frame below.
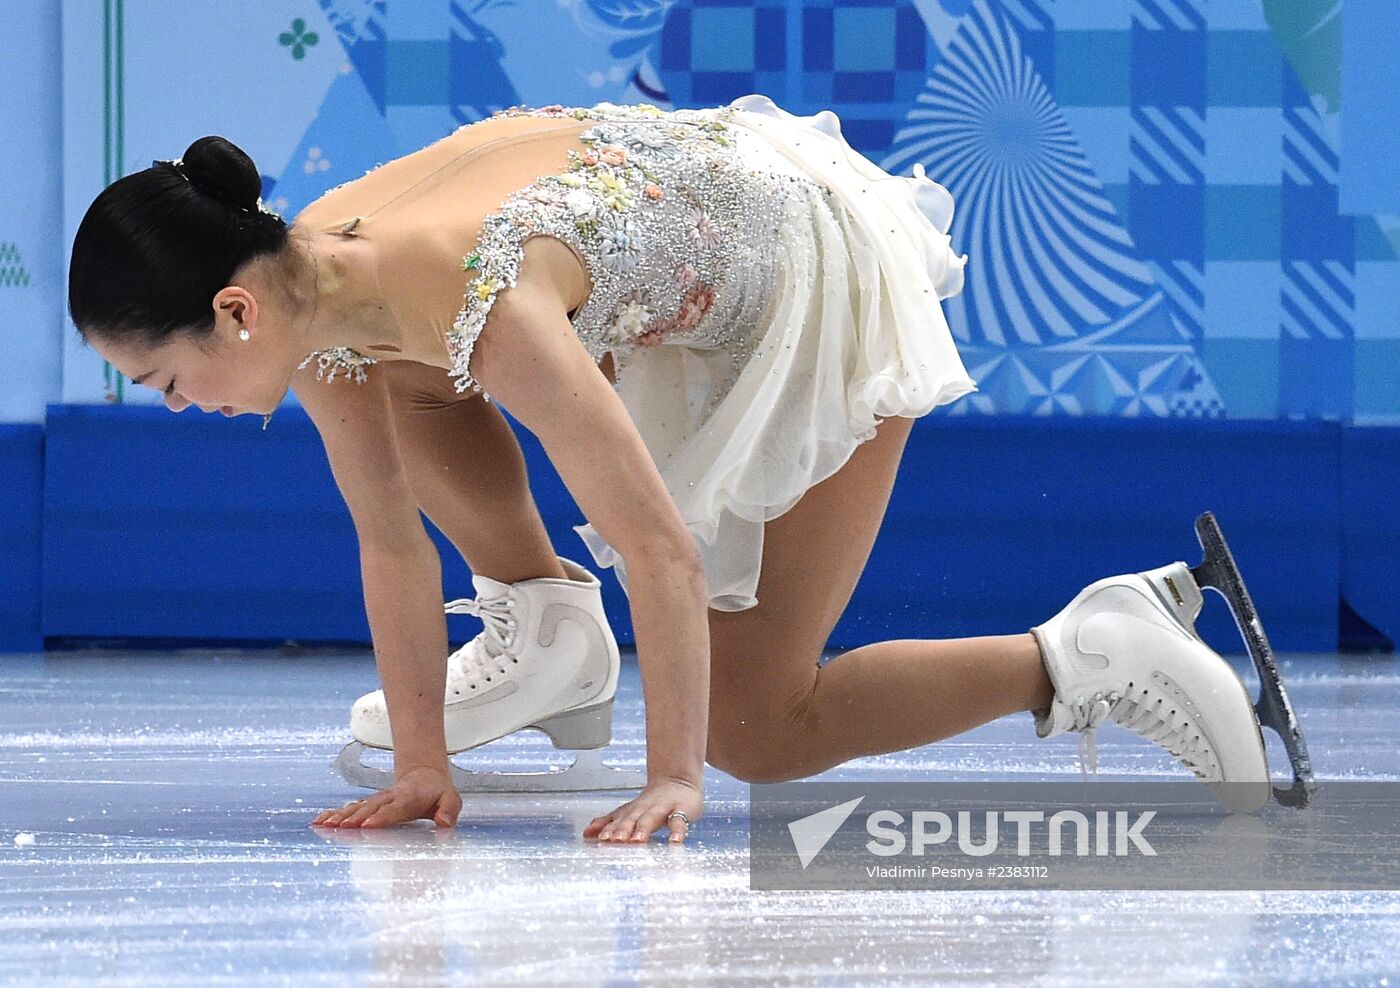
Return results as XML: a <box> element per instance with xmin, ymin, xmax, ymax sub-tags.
<box><xmin>1030</xmin><ymin>560</ymin><xmax>1273</xmax><ymax>814</ymax></box>
<box><xmin>334</xmin><ymin>555</ymin><xmax>645</xmax><ymax>794</ymax></box>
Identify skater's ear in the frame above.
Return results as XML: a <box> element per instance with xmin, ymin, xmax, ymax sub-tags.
<box><xmin>211</xmin><ymin>285</ymin><xmax>259</xmax><ymax>341</ymax></box>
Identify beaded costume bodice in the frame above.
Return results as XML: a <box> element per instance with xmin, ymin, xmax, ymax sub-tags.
<box><xmin>297</xmin><ymin>100</ymin><xmax>832</xmax><ymax>402</ymax></box>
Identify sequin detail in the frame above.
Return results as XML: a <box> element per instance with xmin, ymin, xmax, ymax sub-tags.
<box><xmin>446</xmin><ymin>99</ymin><xmax>832</xmax><ymax>407</ymax></box>
<box><xmin>296</xmin><ymin>345</ymin><xmax>378</xmax><ymax>384</ymax></box>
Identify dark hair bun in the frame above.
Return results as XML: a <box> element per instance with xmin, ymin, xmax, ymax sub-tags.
<box><xmin>179</xmin><ymin>136</ymin><xmax>263</xmax><ymax>213</ymax></box>
<box><xmin>70</xmin><ymin>133</ymin><xmax>289</xmax><ymax>348</ymax></box>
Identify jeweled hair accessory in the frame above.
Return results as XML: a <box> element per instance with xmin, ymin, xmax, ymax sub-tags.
<box><xmin>162</xmin><ymin>156</ymin><xmax>193</xmax><ymax>183</ymax></box>
<box><xmin>251</xmin><ymin>197</ymin><xmax>282</xmax><ymax>219</ymax></box>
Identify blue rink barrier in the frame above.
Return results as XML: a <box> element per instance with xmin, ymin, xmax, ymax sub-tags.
<box><xmin>7</xmin><ymin>403</ymin><xmax>1391</xmax><ymax>655</ymax></box>
<box><xmin>1340</xmin><ymin>427</ymin><xmax>1400</xmax><ymax>651</ymax></box>
<box><xmin>0</xmin><ymin>423</ymin><xmax>44</xmax><ymax>652</ymax></box>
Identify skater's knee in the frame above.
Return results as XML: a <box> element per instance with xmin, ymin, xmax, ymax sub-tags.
<box><xmin>706</xmin><ymin>682</ymin><xmax>820</xmax><ymax>783</ymax></box>
<box><xmin>706</xmin><ymin>738</ymin><xmax>805</xmax><ymax>783</ymax></box>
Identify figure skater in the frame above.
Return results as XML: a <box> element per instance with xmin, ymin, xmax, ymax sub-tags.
<box><xmin>68</xmin><ymin>95</ymin><xmax>1294</xmax><ymax>846</ymax></box>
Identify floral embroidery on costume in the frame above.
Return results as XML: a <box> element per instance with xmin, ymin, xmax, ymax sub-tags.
<box><xmin>307</xmin><ymin>98</ymin><xmax>832</xmax><ymax>415</ymax></box>
<box><xmin>606</xmin><ymin>289</ymin><xmax>656</xmax><ymax>345</ymax></box>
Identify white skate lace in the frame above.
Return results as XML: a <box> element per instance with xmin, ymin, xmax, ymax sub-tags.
<box><xmin>443</xmin><ymin>593</ymin><xmax>518</xmax><ymax>691</ymax></box>
<box><xmin>1068</xmin><ymin>689</ymin><xmax>1217</xmax><ymax>781</ymax></box>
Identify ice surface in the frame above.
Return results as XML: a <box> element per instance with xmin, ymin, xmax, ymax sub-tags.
<box><xmin>0</xmin><ymin>648</ymin><xmax>1396</xmax><ymax>985</ymax></box>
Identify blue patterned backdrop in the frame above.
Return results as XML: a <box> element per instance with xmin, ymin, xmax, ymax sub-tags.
<box><xmin>8</xmin><ymin>0</ymin><xmax>1398</xmax><ymax>422</ymax></box>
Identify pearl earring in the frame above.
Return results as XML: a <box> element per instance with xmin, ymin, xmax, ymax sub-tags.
<box><xmin>239</xmin><ymin>328</ymin><xmax>250</xmax><ymax>341</ymax></box>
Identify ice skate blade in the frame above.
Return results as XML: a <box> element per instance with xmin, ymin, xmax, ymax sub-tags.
<box><xmin>1190</xmin><ymin>511</ymin><xmax>1316</xmax><ymax>809</ymax></box>
<box><xmin>334</xmin><ymin>742</ymin><xmax>647</xmax><ymax>794</ymax></box>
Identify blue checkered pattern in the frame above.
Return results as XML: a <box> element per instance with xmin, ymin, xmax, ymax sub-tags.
<box><xmin>657</xmin><ymin>0</ymin><xmax>1400</xmax><ymax>421</ymax></box>
<box><xmin>1035</xmin><ymin>0</ymin><xmax>1394</xmax><ymax>420</ymax></box>
<box><xmin>663</xmin><ymin>0</ymin><xmax>938</xmax><ymax>152</ymax></box>
<box><xmin>292</xmin><ymin>0</ymin><xmax>1398</xmax><ymax>422</ymax></box>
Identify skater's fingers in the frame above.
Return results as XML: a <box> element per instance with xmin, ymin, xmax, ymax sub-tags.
<box><xmin>360</xmin><ymin>808</ymin><xmax>406</xmax><ymax>828</ymax></box>
<box><xmin>338</xmin><ymin>793</ymin><xmax>397</xmax><ymax>828</ymax></box>
<box><xmin>431</xmin><ymin>793</ymin><xmax>460</xmax><ymax>828</ymax></box>
<box><xmin>667</xmin><ymin>812</ymin><xmax>688</xmax><ymax>844</ymax></box>
<box><xmin>587</xmin><ymin>795</ymin><xmax>645</xmax><ymax>840</ymax></box>
<box><xmin>320</xmin><ymin>801</ymin><xmax>357</xmax><ymax>820</ymax></box>
<box><xmin>315</xmin><ymin>797</ymin><xmax>370</xmax><ymax>824</ymax></box>
<box><xmin>312</xmin><ymin>803</ymin><xmax>360</xmax><ymax>827</ymax></box>
<box><xmin>601</xmin><ymin>815</ymin><xmax>644</xmax><ymax>843</ymax></box>
<box><xmin>629</xmin><ymin>813</ymin><xmax>661</xmax><ymax>842</ymax></box>
<box><xmin>583</xmin><ymin>814</ymin><xmax>614</xmax><ymax>838</ymax></box>
<box><xmin>626</xmin><ymin>807</ymin><xmax>676</xmax><ymax>843</ymax></box>
<box><xmin>340</xmin><ymin>806</ymin><xmax>380</xmax><ymax>827</ymax></box>
<box><xmin>360</xmin><ymin>795</ymin><xmax>416</xmax><ymax>827</ymax></box>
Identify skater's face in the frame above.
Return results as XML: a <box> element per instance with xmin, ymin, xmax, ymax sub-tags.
<box><xmin>89</xmin><ymin>279</ymin><xmax>302</xmax><ymax>418</ymax></box>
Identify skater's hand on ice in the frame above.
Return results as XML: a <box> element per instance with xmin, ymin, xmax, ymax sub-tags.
<box><xmin>311</xmin><ymin>766</ymin><xmax>462</xmax><ymax>829</ymax></box>
<box><xmin>584</xmin><ymin>778</ymin><xmax>703</xmax><ymax>844</ymax></box>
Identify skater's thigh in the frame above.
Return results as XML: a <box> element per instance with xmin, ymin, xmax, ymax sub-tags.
<box><xmin>382</xmin><ymin>364</ymin><xmax>501</xmax><ymax>489</ymax></box>
<box><xmin>379</xmin><ymin>362</ymin><xmax>535</xmax><ymax>535</ymax></box>
<box><xmin>707</xmin><ymin>414</ymin><xmax>915</xmax><ymax>702</ymax></box>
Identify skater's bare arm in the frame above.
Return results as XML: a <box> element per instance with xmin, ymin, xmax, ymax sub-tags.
<box><xmin>292</xmin><ymin>368</ymin><xmax>452</xmax><ymax>777</ymax></box>
<box><xmin>470</xmin><ymin>285</ymin><xmax>712</xmax><ymax>788</ymax></box>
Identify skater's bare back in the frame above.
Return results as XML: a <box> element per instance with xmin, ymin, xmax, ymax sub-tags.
<box><xmin>285</xmin><ymin>116</ymin><xmax>636</xmax><ymax>547</ymax></box>
<box><xmin>287</xmin><ymin>114</ymin><xmax>697</xmax><ymax>566</ymax></box>
<box><xmin>291</xmin><ymin>113</ymin><xmax>597</xmax><ymax>375</ymax></box>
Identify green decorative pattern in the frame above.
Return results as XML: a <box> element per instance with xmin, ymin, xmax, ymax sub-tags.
<box><xmin>0</xmin><ymin>243</ymin><xmax>31</xmax><ymax>287</ymax></box>
<box><xmin>1263</xmin><ymin>0</ymin><xmax>1342</xmax><ymax>112</ymax></box>
<box><xmin>278</xmin><ymin>18</ymin><xmax>319</xmax><ymax>60</ymax></box>
<box><xmin>103</xmin><ymin>0</ymin><xmax>125</xmax><ymax>402</ymax></box>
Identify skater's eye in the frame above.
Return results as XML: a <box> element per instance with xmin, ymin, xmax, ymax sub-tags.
<box><xmin>163</xmin><ymin>379</ymin><xmax>176</xmax><ymax>396</ymax></box>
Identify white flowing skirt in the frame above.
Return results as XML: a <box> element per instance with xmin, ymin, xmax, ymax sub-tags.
<box><xmin>573</xmin><ymin>93</ymin><xmax>978</xmax><ymax>612</ymax></box>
